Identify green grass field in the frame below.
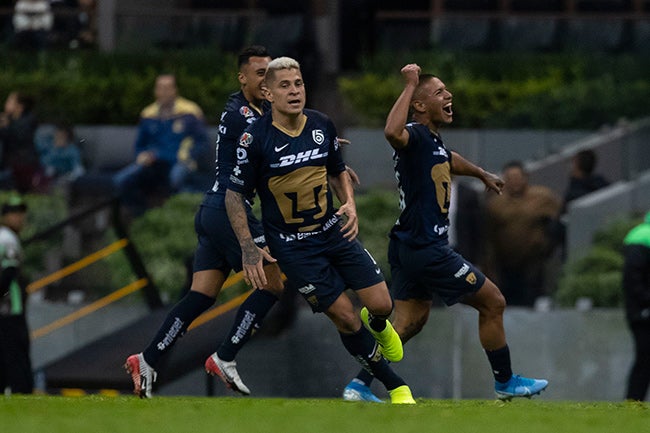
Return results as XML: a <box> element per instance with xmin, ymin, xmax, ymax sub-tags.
<box><xmin>2</xmin><ymin>396</ymin><xmax>649</xmax><ymax>433</ymax></box>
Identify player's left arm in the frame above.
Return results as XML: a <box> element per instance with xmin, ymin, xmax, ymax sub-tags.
<box><xmin>331</xmin><ymin>169</ymin><xmax>358</xmax><ymax>241</ymax></box>
<box><xmin>450</xmin><ymin>150</ymin><xmax>503</xmax><ymax>195</ymax></box>
<box><xmin>327</xmin><ymin>128</ymin><xmax>359</xmax><ymax>240</ymax></box>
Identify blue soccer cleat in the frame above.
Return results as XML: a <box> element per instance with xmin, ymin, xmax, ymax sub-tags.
<box><xmin>342</xmin><ymin>379</ymin><xmax>384</xmax><ymax>403</ymax></box>
<box><xmin>495</xmin><ymin>374</ymin><xmax>548</xmax><ymax>401</ymax></box>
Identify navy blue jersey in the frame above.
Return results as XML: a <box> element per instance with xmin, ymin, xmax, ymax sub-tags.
<box><xmin>202</xmin><ymin>91</ymin><xmax>267</xmax><ymax>209</ymax></box>
<box><xmin>391</xmin><ymin>122</ymin><xmax>453</xmax><ymax>247</ymax></box>
<box><xmin>229</xmin><ymin>109</ymin><xmax>346</xmax><ymax>242</ymax></box>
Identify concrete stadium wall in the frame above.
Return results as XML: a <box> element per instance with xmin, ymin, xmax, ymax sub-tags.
<box><xmin>566</xmin><ymin>171</ymin><xmax>650</xmax><ymax>262</ymax></box>
<box><xmin>156</xmin><ymin>305</ymin><xmax>634</xmax><ymax>402</ymax></box>
<box><xmin>27</xmin><ymin>301</ymin><xmax>634</xmax><ymax>401</ymax></box>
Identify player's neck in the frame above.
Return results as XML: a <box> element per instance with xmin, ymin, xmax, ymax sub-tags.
<box><xmin>272</xmin><ymin>112</ymin><xmax>306</xmax><ymax>135</ymax></box>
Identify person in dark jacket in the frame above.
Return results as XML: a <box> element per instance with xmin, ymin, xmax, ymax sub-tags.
<box><xmin>562</xmin><ymin>149</ymin><xmax>610</xmax><ymax>214</ymax></box>
<box><xmin>0</xmin><ymin>195</ymin><xmax>32</xmax><ymax>394</ymax></box>
<box><xmin>0</xmin><ymin>92</ymin><xmax>43</xmax><ymax>193</ymax></box>
<box><xmin>622</xmin><ymin>211</ymin><xmax>650</xmax><ymax>401</ymax></box>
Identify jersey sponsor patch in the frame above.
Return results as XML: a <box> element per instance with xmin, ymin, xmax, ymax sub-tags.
<box><xmin>270</xmin><ymin>148</ymin><xmax>327</xmax><ymax>168</ymax></box>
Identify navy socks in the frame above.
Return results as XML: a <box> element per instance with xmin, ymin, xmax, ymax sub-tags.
<box><xmin>486</xmin><ymin>345</ymin><xmax>513</xmax><ymax>383</ymax></box>
<box><xmin>340</xmin><ymin>327</ymin><xmax>405</xmax><ymax>391</ymax></box>
<box><xmin>143</xmin><ymin>291</ymin><xmax>215</xmax><ymax>367</ymax></box>
<box><xmin>217</xmin><ymin>289</ymin><xmax>278</xmax><ymax>361</ymax></box>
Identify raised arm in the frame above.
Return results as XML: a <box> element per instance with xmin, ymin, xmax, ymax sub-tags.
<box><xmin>225</xmin><ymin>189</ymin><xmax>268</xmax><ymax>288</ymax></box>
<box><xmin>384</xmin><ymin>64</ymin><xmax>421</xmax><ymax>150</ymax></box>
<box><xmin>450</xmin><ymin>151</ymin><xmax>504</xmax><ymax>195</ymax></box>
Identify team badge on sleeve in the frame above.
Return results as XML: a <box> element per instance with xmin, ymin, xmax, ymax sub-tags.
<box><xmin>239</xmin><ymin>132</ymin><xmax>253</xmax><ymax>147</ymax></box>
<box><xmin>239</xmin><ymin>106</ymin><xmax>254</xmax><ymax>118</ymax></box>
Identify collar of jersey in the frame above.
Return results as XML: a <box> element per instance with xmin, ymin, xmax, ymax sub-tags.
<box><xmin>272</xmin><ymin>114</ymin><xmax>307</xmax><ymax>137</ymax></box>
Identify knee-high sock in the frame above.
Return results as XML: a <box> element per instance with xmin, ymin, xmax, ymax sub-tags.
<box><xmin>485</xmin><ymin>345</ymin><xmax>513</xmax><ymax>383</ymax></box>
<box><xmin>217</xmin><ymin>289</ymin><xmax>278</xmax><ymax>361</ymax></box>
<box><xmin>340</xmin><ymin>327</ymin><xmax>405</xmax><ymax>391</ymax></box>
<box><xmin>143</xmin><ymin>291</ymin><xmax>215</xmax><ymax>367</ymax></box>
<box><xmin>353</xmin><ymin>368</ymin><xmax>376</xmax><ymax>387</ymax></box>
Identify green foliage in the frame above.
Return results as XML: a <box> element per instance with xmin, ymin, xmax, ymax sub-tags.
<box><xmin>0</xmin><ymin>48</ymin><xmax>238</xmax><ymax>124</ymax></box>
<box><xmin>554</xmin><ymin>215</ymin><xmax>643</xmax><ymax>307</ymax></box>
<box><xmin>339</xmin><ymin>51</ymin><xmax>650</xmax><ymax>129</ymax></box>
<box><xmin>356</xmin><ymin>189</ymin><xmax>400</xmax><ymax>279</ymax></box>
<box><xmin>106</xmin><ymin>193</ymin><xmax>202</xmax><ymax>301</ymax></box>
<box><xmin>338</xmin><ymin>74</ymin><xmax>401</xmax><ymax>127</ymax></box>
<box><xmin>1</xmin><ymin>48</ymin><xmax>649</xmax><ymax>129</ymax></box>
<box><xmin>592</xmin><ymin>216</ymin><xmax>644</xmax><ymax>254</ymax></box>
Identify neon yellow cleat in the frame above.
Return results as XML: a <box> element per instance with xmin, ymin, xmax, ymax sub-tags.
<box><xmin>360</xmin><ymin>307</ymin><xmax>403</xmax><ymax>362</ymax></box>
<box><xmin>389</xmin><ymin>385</ymin><xmax>416</xmax><ymax>404</ymax></box>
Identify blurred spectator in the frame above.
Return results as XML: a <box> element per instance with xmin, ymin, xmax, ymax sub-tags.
<box><xmin>12</xmin><ymin>0</ymin><xmax>53</xmax><ymax>50</ymax></box>
<box><xmin>0</xmin><ymin>91</ymin><xmax>44</xmax><ymax>193</ymax></box>
<box><xmin>49</xmin><ymin>0</ymin><xmax>97</xmax><ymax>49</ymax></box>
<box><xmin>35</xmin><ymin>121</ymin><xmax>85</xmax><ymax>188</ymax></box>
<box><xmin>73</xmin><ymin>0</ymin><xmax>96</xmax><ymax>48</ymax></box>
<box><xmin>113</xmin><ymin>74</ymin><xmax>211</xmax><ymax>217</ymax></box>
<box><xmin>550</xmin><ymin>149</ymin><xmax>611</xmax><ymax>262</ymax></box>
<box><xmin>561</xmin><ymin>148</ymin><xmax>610</xmax><ymax>215</ymax></box>
<box><xmin>0</xmin><ymin>194</ymin><xmax>32</xmax><ymax>394</ymax></box>
<box><xmin>622</xmin><ymin>211</ymin><xmax>650</xmax><ymax>402</ymax></box>
<box><xmin>484</xmin><ymin>161</ymin><xmax>562</xmax><ymax>306</ymax></box>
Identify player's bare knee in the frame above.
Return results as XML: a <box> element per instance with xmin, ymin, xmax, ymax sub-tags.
<box><xmin>327</xmin><ymin>309</ymin><xmax>361</xmax><ymax>333</ymax></box>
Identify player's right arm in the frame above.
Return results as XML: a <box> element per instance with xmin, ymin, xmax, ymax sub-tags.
<box><xmin>225</xmin><ymin>189</ymin><xmax>268</xmax><ymax>288</ymax></box>
<box><xmin>384</xmin><ymin>63</ymin><xmax>421</xmax><ymax>150</ymax></box>
<box><xmin>225</xmin><ymin>126</ymin><xmax>275</xmax><ymax>288</ymax></box>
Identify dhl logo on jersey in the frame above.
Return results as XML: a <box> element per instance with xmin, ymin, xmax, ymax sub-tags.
<box><xmin>270</xmin><ymin>148</ymin><xmax>328</xmax><ymax>168</ymax></box>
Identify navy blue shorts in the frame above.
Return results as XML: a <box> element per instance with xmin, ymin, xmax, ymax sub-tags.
<box><xmin>388</xmin><ymin>237</ymin><xmax>485</xmax><ymax>306</ymax></box>
<box><xmin>268</xmin><ymin>227</ymin><xmax>385</xmax><ymax>313</ymax></box>
<box><xmin>193</xmin><ymin>204</ymin><xmax>266</xmax><ymax>274</ymax></box>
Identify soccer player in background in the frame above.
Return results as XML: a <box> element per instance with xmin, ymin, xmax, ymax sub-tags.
<box><xmin>225</xmin><ymin>57</ymin><xmax>415</xmax><ymax>404</ymax></box>
<box><xmin>343</xmin><ymin>63</ymin><xmax>549</xmax><ymax>401</ymax></box>
<box><xmin>125</xmin><ymin>46</ymin><xmax>286</xmax><ymax>398</ymax></box>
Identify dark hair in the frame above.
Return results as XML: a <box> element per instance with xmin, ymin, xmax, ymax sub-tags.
<box><xmin>14</xmin><ymin>92</ymin><xmax>35</xmax><ymax>113</ymax></box>
<box><xmin>55</xmin><ymin>120</ymin><xmax>74</xmax><ymax>141</ymax></box>
<box><xmin>502</xmin><ymin>160</ymin><xmax>527</xmax><ymax>174</ymax></box>
<box><xmin>412</xmin><ymin>74</ymin><xmax>437</xmax><ymax>98</ymax></box>
<box><xmin>238</xmin><ymin>45</ymin><xmax>270</xmax><ymax>69</ymax></box>
<box><xmin>574</xmin><ymin>149</ymin><xmax>597</xmax><ymax>175</ymax></box>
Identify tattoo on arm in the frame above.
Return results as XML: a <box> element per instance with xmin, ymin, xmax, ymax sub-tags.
<box><xmin>240</xmin><ymin>240</ymin><xmax>260</xmax><ymax>266</ymax></box>
<box><xmin>226</xmin><ymin>190</ymin><xmax>253</xmax><ymax>244</ymax></box>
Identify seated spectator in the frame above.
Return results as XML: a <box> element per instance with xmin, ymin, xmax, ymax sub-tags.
<box><xmin>0</xmin><ymin>91</ymin><xmax>44</xmax><ymax>193</ymax></box>
<box><xmin>172</xmin><ymin>136</ymin><xmax>214</xmax><ymax>194</ymax></box>
<box><xmin>36</xmin><ymin>121</ymin><xmax>85</xmax><ymax>187</ymax></box>
<box><xmin>113</xmin><ymin>74</ymin><xmax>210</xmax><ymax>217</ymax></box>
<box><xmin>12</xmin><ymin>0</ymin><xmax>53</xmax><ymax>50</ymax></box>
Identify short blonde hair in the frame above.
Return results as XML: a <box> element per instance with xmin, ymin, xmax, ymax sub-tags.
<box><xmin>265</xmin><ymin>56</ymin><xmax>301</xmax><ymax>84</ymax></box>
